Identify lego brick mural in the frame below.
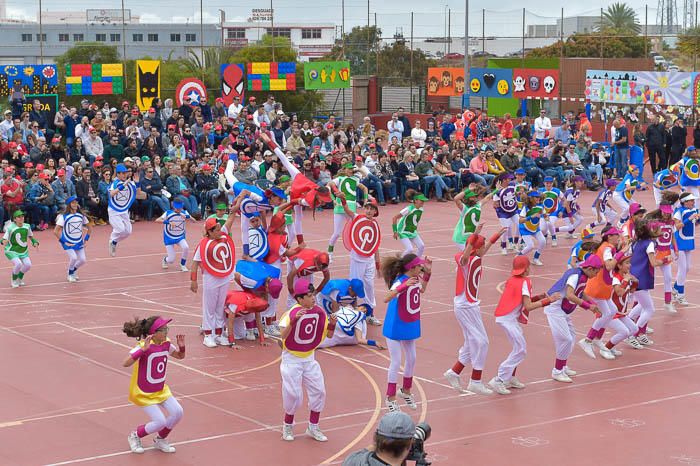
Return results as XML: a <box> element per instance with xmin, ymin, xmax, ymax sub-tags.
<box><xmin>65</xmin><ymin>63</ymin><xmax>124</xmax><ymax>96</ymax></box>
<box><xmin>246</xmin><ymin>62</ymin><xmax>296</xmax><ymax>91</ymax></box>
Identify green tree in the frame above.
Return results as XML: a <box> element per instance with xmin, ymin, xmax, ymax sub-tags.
<box><xmin>600</xmin><ymin>2</ymin><xmax>640</xmax><ymax>34</ymax></box>
<box><xmin>678</xmin><ymin>27</ymin><xmax>700</xmax><ymax>59</ymax></box>
<box><xmin>527</xmin><ymin>33</ymin><xmax>649</xmax><ymax>58</ymax></box>
<box><xmin>377</xmin><ymin>42</ymin><xmax>437</xmax><ymax>87</ymax></box>
<box><xmin>326</xmin><ymin>26</ymin><xmax>382</xmax><ymax>75</ymax></box>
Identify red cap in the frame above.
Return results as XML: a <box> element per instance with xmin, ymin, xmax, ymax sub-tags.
<box><xmin>512</xmin><ymin>255</ymin><xmax>530</xmax><ymax>276</ymax></box>
<box><xmin>355</xmin><ymin>156</ymin><xmax>363</xmax><ymax>162</ymax></box>
<box><xmin>148</xmin><ymin>108</ymin><xmax>156</xmax><ymax>113</ymax></box>
<box><xmin>313</xmin><ymin>145</ymin><xmax>321</xmax><ymax>149</ymax></box>
<box><xmin>369</xmin><ymin>143</ymin><xmax>376</xmax><ymax>148</ymax></box>
<box><xmin>24</xmin><ymin>162</ymin><xmax>33</xmax><ymax>168</ymax></box>
<box><xmin>95</xmin><ymin>155</ymin><xmax>104</xmax><ymax>160</ymax></box>
<box><xmin>39</xmin><ymin>173</ymin><xmax>50</xmax><ymax>180</ymax></box>
<box><xmin>215</xmin><ymin>97</ymin><xmax>224</xmax><ymax>103</ymax></box>
<box><xmin>8</xmin><ymin>142</ymin><xmax>17</xmax><ymax>148</ymax></box>
<box><xmin>167</xmin><ymin>124</ymin><xmax>176</xmax><ymax>129</ymax></box>
<box><xmin>93</xmin><ymin>161</ymin><xmax>103</xmax><ymax>168</ymax></box>
<box><xmin>249</xmin><ymin>96</ymin><xmax>256</xmax><ymax>101</ymax></box>
<box><xmin>36</xmin><ymin>164</ymin><xmax>45</xmax><ymax>171</ymax></box>
<box><xmin>325</xmin><ymin>123</ymin><xmax>334</xmax><ymax>130</ymax></box>
<box><xmin>247</xmin><ymin>115</ymin><xmax>254</xmax><ymax>120</ymax></box>
<box><xmin>57</xmin><ymin>169</ymin><xmax>66</xmax><ymax>176</ymax></box>
<box><xmin>260</xmin><ymin>122</ymin><xmax>268</xmax><ymax>128</ymax></box>
<box><xmin>205</xmin><ymin>217</ymin><xmax>218</xmax><ymax>230</ymax></box>
<box><xmin>203</xmin><ymin>123</ymin><xmax>212</xmax><ymax>130</ymax></box>
<box><xmin>387</xmin><ymin>150</ymin><xmax>396</xmax><ymax>156</ymax></box>
<box><xmin>131</xmin><ymin>109</ymin><xmax>140</xmax><ymax>115</ymax></box>
<box><xmin>4</xmin><ymin>167</ymin><xmax>13</xmax><ymax>173</ymax></box>
<box><xmin>239</xmin><ymin>155</ymin><xmax>251</xmax><ymax>161</ymax></box>
<box><xmin>201</xmin><ymin>164</ymin><xmax>212</xmax><ymax>170</ymax></box>
<box><xmin>215</xmin><ymin>124</ymin><xmax>222</xmax><ymax>131</ymax></box>
<box><xmin>51</xmin><ymin>137</ymin><xmax>61</xmax><ymax>143</ymax></box>
<box><xmin>121</xmin><ymin>100</ymin><xmax>129</xmax><ymax>106</ymax></box>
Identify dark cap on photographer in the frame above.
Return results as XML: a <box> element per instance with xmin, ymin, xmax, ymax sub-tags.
<box><xmin>376</xmin><ymin>412</ymin><xmax>415</xmax><ymax>439</ymax></box>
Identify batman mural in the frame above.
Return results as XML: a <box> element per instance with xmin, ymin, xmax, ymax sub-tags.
<box><xmin>136</xmin><ymin>60</ymin><xmax>160</xmax><ymax>111</ymax></box>
<box><xmin>220</xmin><ymin>64</ymin><xmax>245</xmax><ymax>107</ymax></box>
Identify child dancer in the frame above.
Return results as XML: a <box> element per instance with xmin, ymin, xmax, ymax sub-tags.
<box><xmin>108</xmin><ymin>163</ymin><xmax>139</xmax><ymax>257</ymax></box>
<box><xmin>279</xmin><ymin>279</ymin><xmax>337</xmax><ymax>442</ymax></box>
<box><xmin>568</xmin><ymin>227</ymin><xmax>596</xmax><ymax>268</ymax></box>
<box><xmin>539</xmin><ymin>176</ymin><xmax>564</xmax><ymax>246</ymax></box>
<box><xmin>601</xmin><ymin>252</ymin><xmax>643</xmax><ymax>356</ymax></box>
<box><xmin>673</xmin><ymin>191</ymin><xmax>698</xmax><ymax>306</ymax></box>
<box><xmin>556</xmin><ymin>176</ymin><xmax>585</xmax><ymax>239</ymax></box>
<box><xmin>382</xmin><ymin>253</ymin><xmax>432</xmax><ymax>411</ymax></box>
<box><xmin>286</xmin><ymin>248</ymin><xmax>331</xmax><ymax>308</ymax></box>
<box><xmin>493</xmin><ymin>173</ymin><xmax>520</xmax><ymax>254</ymax></box>
<box><xmin>317</xmin><ymin>278</ymin><xmax>365</xmax><ymax>314</ymax></box>
<box><xmin>612</xmin><ymin>165</ymin><xmax>642</xmax><ymax>225</ymax></box>
<box><xmin>592</xmin><ymin>179</ymin><xmax>620</xmax><ymax>228</ymax></box>
<box><xmin>207</xmin><ymin>202</ymin><xmax>229</xmax><ymax>227</ymax></box>
<box><xmin>444</xmin><ymin>225</ymin><xmax>505</xmax><ymax>395</ymax></box>
<box><xmin>319</xmin><ymin>304</ymin><xmax>385</xmax><ymax>349</ymax></box>
<box><xmin>392</xmin><ymin>189</ymin><xmax>427</xmax><ymax>257</ymax></box>
<box><xmin>157</xmin><ymin>200</ymin><xmax>194</xmax><ymax>272</ymax></box>
<box><xmin>489</xmin><ymin>256</ymin><xmax>559</xmax><ymax>394</ymax></box>
<box><xmin>2</xmin><ymin>210</ymin><xmax>38</xmax><ymax>287</ymax></box>
<box><xmin>54</xmin><ymin>196</ymin><xmax>91</xmax><ymax>282</ymax></box>
<box><xmin>646</xmin><ymin>203</ymin><xmax>677</xmax><ymax>312</ymax></box>
<box><xmin>452</xmin><ymin>186</ymin><xmax>486</xmax><ymax>250</ymax></box>
<box><xmin>679</xmin><ymin>146</ymin><xmax>700</xmax><ymax>198</ymax></box>
<box><xmin>327</xmin><ymin>163</ymin><xmax>369</xmax><ymax>260</ymax></box>
<box><xmin>518</xmin><ymin>191</ymin><xmax>545</xmax><ymax>266</ymax></box>
<box><xmin>224</xmin><ymin>288</ymin><xmax>273</xmax><ymax>347</ymax></box>
<box><xmin>620</xmin><ymin>203</ymin><xmax>646</xmax><ymax>246</ymax></box>
<box><xmin>230</xmin><ymin>183</ymin><xmax>287</xmax><ymax>260</ymax></box>
<box><xmin>545</xmin><ymin>255</ymin><xmax>603</xmax><ymax>382</ymax></box>
<box><xmin>123</xmin><ymin>316</ymin><xmax>185</xmax><ymax>454</ymax></box>
<box><xmin>233</xmin><ymin>259</ymin><xmax>283</xmax><ymax>340</ymax></box>
<box><xmin>653</xmin><ymin>167</ymin><xmax>679</xmax><ymax>206</ymax></box>
<box><xmin>578</xmin><ymin>226</ymin><xmax>624</xmax><ymax>359</ymax></box>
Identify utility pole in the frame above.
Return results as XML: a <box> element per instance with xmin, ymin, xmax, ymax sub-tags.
<box><xmin>271</xmin><ymin>0</ymin><xmax>275</xmax><ymax>62</ymax></box>
<box><xmin>121</xmin><ymin>0</ymin><xmax>128</xmax><ymax>90</ymax></box>
<box><xmin>39</xmin><ymin>0</ymin><xmax>44</xmax><ymax>64</ymax></box>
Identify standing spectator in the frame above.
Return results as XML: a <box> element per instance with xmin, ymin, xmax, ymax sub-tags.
<box><xmin>0</xmin><ymin>110</ymin><xmax>13</xmax><ymax>141</ymax></box>
<box><xmin>553</xmin><ymin>121</ymin><xmax>572</xmax><ymax>145</ymax></box>
<box><xmin>534</xmin><ymin>109</ymin><xmax>552</xmax><ymax>147</ymax></box>
<box><xmin>501</xmin><ymin>113</ymin><xmax>514</xmax><ymax>139</ymax></box>
<box><xmin>611</xmin><ymin>119</ymin><xmax>630</xmax><ymax>177</ymax></box>
<box><xmin>75</xmin><ymin>168</ymin><xmax>104</xmax><ymax>224</ymax></box>
<box><xmin>387</xmin><ymin>113</ymin><xmax>404</xmax><ymax>142</ymax></box>
<box><xmin>670</xmin><ymin>118</ymin><xmax>687</xmax><ymax>167</ymax></box>
<box><xmin>396</xmin><ymin>107</ymin><xmax>411</xmax><ymax>139</ymax></box>
<box><xmin>411</xmin><ymin>120</ymin><xmax>427</xmax><ymax>147</ymax></box>
<box><xmin>645</xmin><ymin>115</ymin><xmax>665</xmax><ymax>173</ymax></box>
<box><xmin>633</xmin><ymin>123</ymin><xmax>646</xmax><ymax>148</ymax></box>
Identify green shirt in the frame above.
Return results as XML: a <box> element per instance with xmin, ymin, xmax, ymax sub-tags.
<box><xmin>396</xmin><ymin>204</ymin><xmax>423</xmax><ymax>239</ymax></box>
<box><xmin>332</xmin><ymin>176</ymin><xmax>359</xmax><ymax>214</ymax></box>
<box><xmin>273</xmin><ymin>206</ymin><xmax>293</xmax><ymax>225</ymax></box>
<box><xmin>3</xmin><ymin>223</ymin><xmax>34</xmax><ymax>260</ymax></box>
<box><xmin>207</xmin><ymin>213</ymin><xmax>228</xmax><ymax>227</ymax></box>
<box><xmin>452</xmin><ymin>204</ymin><xmax>481</xmax><ymax>244</ymax></box>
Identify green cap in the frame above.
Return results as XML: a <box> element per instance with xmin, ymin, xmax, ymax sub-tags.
<box><xmin>215</xmin><ymin>203</ymin><xmax>227</xmax><ymax>210</ymax></box>
<box><xmin>413</xmin><ymin>193</ymin><xmax>429</xmax><ymax>201</ymax></box>
<box><xmin>141</xmin><ymin>155</ymin><xmax>150</xmax><ymax>162</ymax></box>
<box><xmin>463</xmin><ymin>189</ymin><xmax>478</xmax><ymax>199</ymax></box>
<box><xmin>278</xmin><ymin>175</ymin><xmax>291</xmax><ymax>183</ymax></box>
<box><xmin>163</xmin><ymin>156</ymin><xmax>172</xmax><ymax>162</ymax></box>
<box><xmin>342</xmin><ymin>163</ymin><xmax>354</xmax><ymax>169</ymax></box>
<box><xmin>13</xmin><ymin>210</ymin><xmax>25</xmax><ymax>218</ymax></box>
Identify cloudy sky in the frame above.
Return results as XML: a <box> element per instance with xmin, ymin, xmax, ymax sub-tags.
<box><xmin>4</xmin><ymin>0</ymin><xmax>663</xmax><ymax>39</ymax></box>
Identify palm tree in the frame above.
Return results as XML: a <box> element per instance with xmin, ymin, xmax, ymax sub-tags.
<box><xmin>600</xmin><ymin>2</ymin><xmax>641</xmax><ymax>34</ymax></box>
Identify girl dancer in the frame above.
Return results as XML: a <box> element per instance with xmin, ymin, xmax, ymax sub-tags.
<box><xmin>539</xmin><ymin>176</ymin><xmax>564</xmax><ymax>246</ymax></box>
<box><xmin>518</xmin><ymin>191</ymin><xmax>545</xmax><ymax>266</ymax></box>
<box><xmin>646</xmin><ymin>203</ymin><xmax>678</xmax><ymax>312</ymax></box>
<box><xmin>578</xmin><ymin>226</ymin><xmax>624</xmax><ymax>359</ymax></box>
<box><xmin>319</xmin><ymin>304</ymin><xmax>385</xmax><ymax>349</ymax></box>
<box><xmin>612</xmin><ymin>165</ymin><xmax>643</xmax><ymax>225</ymax></box>
<box><xmin>224</xmin><ymin>288</ymin><xmax>273</xmax><ymax>347</ymax></box>
<box><xmin>556</xmin><ymin>176</ymin><xmax>585</xmax><ymax>239</ymax></box>
<box><xmin>123</xmin><ymin>316</ymin><xmax>185</xmax><ymax>454</ymax></box>
<box><xmin>108</xmin><ymin>163</ymin><xmax>139</xmax><ymax>257</ymax></box>
<box><xmin>382</xmin><ymin>253</ymin><xmax>432</xmax><ymax>411</ymax></box>
<box><xmin>679</xmin><ymin>146</ymin><xmax>700</xmax><ymax>198</ymax></box>
<box><xmin>601</xmin><ymin>252</ymin><xmax>643</xmax><ymax>356</ymax></box>
<box><xmin>452</xmin><ymin>186</ymin><xmax>486</xmax><ymax>250</ymax></box>
<box><xmin>327</xmin><ymin>163</ymin><xmax>369</xmax><ymax>260</ymax></box>
<box><xmin>392</xmin><ymin>189</ymin><xmax>427</xmax><ymax>257</ymax></box>
<box><xmin>592</xmin><ymin>179</ymin><xmax>620</xmax><ymax>228</ymax></box>
<box><xmin>54</xmin><ymin>196</ymin><xmax>91</xmax><ymax>282</ymax></box>
<box><xmin>653</xmin><ymin>166</ymin><xmax>679</xmax><ymax>206</ymax></box>
<box><xmin>230</xmin><ymin>183</ymin><xmax>287</xmax><ymax>260</ymax></box>
<box><xmin>279</xmin><ymin>279</ymin><xmax>337</xmax><ymax>442</ymax></box>
<box><xmin>673</xmin><ymin>191</ymin><xmax>698</xmax><ymax>306</ymax></box>
<box><xmin>568</xmin><ymin>227</ymin><xmax>596</xmax><ymax>268</ymax></box>
<box><xmin>545</xmin><ymin>255</ymin><xmax>603</xmax><ymax>382</ymax></box>
<box><xmin>156</xmin><ymin>200</ymin><xmax>194</xmax><ymax>272</ymax></box>
<box><xmin>2</xmin><ymin>210</ymin><xmax>38</xmax><ymax>287</ymax></box>
<box><xmin>620</xmin><ymin>203</ymin><xmax>646</xmax><ymax>246</ymax></box>
<box><xmin>493</xmin><ymin>173</ymin><xmax>520</xmax><ymax>255</ymax></box>
<box><xmin>489</xmin><ymin>255</ymin><xmax>559</xmax><ymax>395</ymax></box>
<box><xmin>444</xmin><ymin>225</ymin><xmax>505</xmax><ymax>395</ymax></box>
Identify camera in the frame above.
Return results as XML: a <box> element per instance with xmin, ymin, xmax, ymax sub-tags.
<box><xmin>404</xmin><ymin>422</ymin><xmax>431</xmax><ymax>466</ymax></box>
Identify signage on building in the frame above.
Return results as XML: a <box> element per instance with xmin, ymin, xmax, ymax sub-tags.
<box><xmin>86</xmin><ymin>9</ymin><xmax>131</xmax><ymax>23</ymax></box>
<box><xmin>250</xmin><ymin>9</ymin><xmax>273</xmax><ymax>21</ymax></box>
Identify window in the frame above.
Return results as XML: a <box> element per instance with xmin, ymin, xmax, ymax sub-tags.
<box><xmin>21</xmin><ymin>34</ymin><xmax>32</xmax><ymax>42</ymax></box>
<box><xmin>148</xmin><ymin>33</ymin><xmax>159</xmax><ymax>42</ymax></box>
<box><xmin>58</xmin><ymin>33</ymin><xmax>69</xmax><ymax>42</ymax></box>
<box><xmin>170</xmin><ymin>33</ymin><xmax>181</xmax><ymax>42</ymax></box>
<box><xmin>73</xmin><ymin>33</ymin><xmax>84</xmax><ymax>42</ymax></box>
<box><xmin>132</xmin><ymin>33</ymin><xmax>143</xmax><ymax>42</ymax></box>
<box><xmin>185</xmin><ymin>33</ymin><xmax>196</xmax><ymax>42</ymax></box>
<box><xmin>266</xmin><ymin>27</ymin><xmax>291</xmax><ymax>38</ymax></box>
<box><xmin>227</xmin><ymin>28</ymin><xmax>245</xmax><ymax>39</ymax></box>
<box><xmin>110</xmin><ymin>33</ymin><xmax>121</xmax><ymax>42</ymax></box>
<box><xmin>36</xmin><ymin>33</ymin><xmax>47</xmax><ymax>41</ymax></box>
<box><xmin>302</xmin><ymin>28</ymin><xmax>322</xmax><ymax>39</ymax></box>
<box><xmin>95</xmin><ymin>33</ymin><xmax>106</xmax><ymax>42</ymax></box>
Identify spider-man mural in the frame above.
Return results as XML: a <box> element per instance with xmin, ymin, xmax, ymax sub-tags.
<box><xmin>220</xmin><ymin>64</ymin><xmax>245</xmax><ymax>107</ymax></box>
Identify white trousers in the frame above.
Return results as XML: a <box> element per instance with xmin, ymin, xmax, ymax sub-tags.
<box><xmin>141</xmin><ymin>396</ymin><xmax>184</xmax><ymax>436</ymax></box>
<box><xmin>386</xmin><ymin>338</ymin><xmax>417</xmax><ymax>384</ymax></box>
<box><xmin>350</xmin><ymin>257</ymin><xmax>376</xmax><ymax>309</ymax></box>
<box><xmin>660</xmin><ymin>262</ymin><xmax>673</xmax><ymax>293</ymax></box>
<box><xmin>498</xmin><ymin>215</ymin><xmax>520</xmax><ymax>241</ymax></box>
<box><xmin>543</xmin><ymin>216</ymin><xmax>557</xmax><ymax>237</ymax></box>
<box><xmin>65</xmin><ymin>248</ymin><xmax>87</xmax><ymax>271</ymax></box>
<box><xmin>329</xmin><ymin>213</ymin><xmax>350</xmax><ymax>248</ymax></box>
<box><xmin>165</xmin><ymin>239</ymin><xmax>189</xmax><ymax>264</ymax></box>
<box><xmin>400</xmin><ymin>236</ymin><xmax>425</xmax><ymax>257</ymax></box>
<box><xmin>109</xmin><ymin>210</ymin><xmax>132</xmax><ymax>243</ymax></box>
<box><xmin>628</xmin><ymin>289</ymin><xmax>655</xmax><ymax>330</ymax></box>
<box><xmin>608</xmin><ymin>316</ymin><xmax>638</xmax><ymax>345</ymax></box>
<box><xmin>202</xmin><ymin>274</ymin><xmax>228</xmax><ymax>331</ymax></box>
<box><xmin>590</xmin><ymin>298</ymin><xmax>616</xmax><ymax>333</ymax></box>
<box><xmin>591</xmin><ymin>206</ymin><xmax>618</xmax><ymax>226</ymax></box>
<box><xmin>454</xmin><ymin>299</ymin><xmax>489</xmax><ymax>371</ymax></box>
<box><xmin>496</xmin><ymin>315</ymin><xmax>526</xmax><ymax>382</ymax></box>
<box><xmin>559</xmin><ymin>213</ymin><xmax>583</xmax><ymax>233</ymax></box>
<box><xmin>611</xmin><ymin>192</ymin><xmax>630</xmax><ymax>221</ymax></box>
<box><xmin>545</xmin><ymin>306</ymin><xmax>577</xmax><ymax>360</ymax></box>
<box><xmin>280</xmin><ymin>358</ymin><xmax>326</xmax><ymax>416</ymax></box>
<box><xmin>521</xmin><ymin>232</ymin><xmax>545</xmax><ymax>256</ymax></box>
<box><xmin>676</xmin><ymin>250</ymin><xmax>692</xmax><ymax>287</ymax></box>
<box><xmin>10</xmin><ymin>257</ymin><xmax>31</xmax><ymax>274</ymax></box>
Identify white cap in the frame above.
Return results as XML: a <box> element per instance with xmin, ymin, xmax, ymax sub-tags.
<box><xmin>680</xmin><ymin>191</ymin><xmax>698</xmax><ymax>201</ymax></box>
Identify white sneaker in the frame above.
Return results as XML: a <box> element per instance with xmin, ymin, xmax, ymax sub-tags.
<box><xmin>264</xmin><ymin>324</ymin><xmax>281</xmax><ymax>337</ymax></box>
<box><xmin>245</xmin><ymin>329</ymin><xmax>256</xmax><ymax>341</ymax></box>
<box><xmin>128</xmin><ymin>431</ymin><xmax>144</xmax><ymax>454</ymax></box>
<box><xmin>611</xmin><ymin>348</ymin><xmax>622</xmax><ymax>357</ymax></box>
<box><xmin>203</xmin><ymin>334</ymin><xmax>218</xmax><ymax>348</ymax></box>
<box><xmin>506</xmin><ymin>377</ymin><xmax>525</xmax><ymax>389</ymax></box>
<box><xmin>444</xmin><ymin>369</ymin><xmax>465</xmax><ymax>393</ymax></box>
<box><xmin>599</xmin><ymin>347</ymin><xmax>616</xmax><ymax>360</ymax></box>
<box><xmin>532</xmin><ymin>258</ymin><xmax>544</xmax><ymax>266</ymax></box>
<box><xmin>552</xmin><ymin>370</ymin><xmax>573</xmax><ymax>383</ymax></box>
<box><xmin>578</xmin><ymin>339</ymin><xmax>596</xmax><ymax>359</ymax></box>
<box><xmin>466</xmin><ymin>380</ymin><xmax>493</xmax><ymax>395</ymax></box>
<box><xmin>215</xmin><ymin>334</ymin><xmax>230</xmax><ymax>346</ymax></box>
<box><xmin>646</xmin><ymin>326</ymin><xmax>654</xmax><ymax>335</ymax></box>
<box><xmin>18</xmin><ymin>278</ymin><xmax>25</xmax><ymax>286</ymax></box>
<box><xmin>593</xmin><ymin>339</ymin><xmax>606</xmax><ymax>351</ymax></box>
<box><xmin>180</xmin><ymin>264</ymin><xmax>188</xmax><ymax>272</ymax></box>
<box><xmin>11</xmin><ymin>279</ymin><xmax>19</xmax><ymax>288</ymax></box>
<box><xmin>625</xmin><ymin>336</ymin><xmax>644</xmax><ymax>349</ymax></box>
<box><xmin>501</xmin><ymin>248</ymin><xmax>508</xmax><ymax>255</ymax></box>
<box><xmin>637</xmin><ymin>334</ymin><xmax>654</xmax><ymax>345</ymax></box>
<box><xmin>161</xmin><ymin>257</ymin><xmax>169</xmax><ymax>269</ymax></box>
<box><xmin>488</xmin><ymin>377</ymin><xmax>511</xmax><ymax>395</ymax></box>
<box><xmin>399</xmin><ymin>389</ymin><xmax>417</xmax><ymax>409</ymax></box>
<box><xmin>109</xmin><ymin>241</ymin><xmax>117</xmax><ymax>257</ymax></box>
<box><xmin>366</xmin><ymin>315</ymin><xmax>382</xmax><ymax>326</ymax></box>
<box><xmin>676</xmin><ymin>294</ymin><xmax>689</xmax><ymax>306</ymax></box>
<box><xmin>551</xmin><ymin>238</ymin><xmax>558</xmax><ymax>246</ymax></box>
<box><xmin>385</xmin><ymin>398</ymin><xmax>401</xmax><ymax>412</ymax></box>
<box><xmin>306</xmin><ymin>424</ymin><xmax>328</xmax><ymax>442</ymax></box>
<box><xmin>281</xmin><ymin>423</ymin><xmax>294</xmax><ymax>441</ymax></box>
<box><xmin>67</xmin><ymin>274</ymin><xmax>78</xmax><ymax>283</ymax></box>
<box><xmin>507</xmin><ymin>242</ymin><xmax>515</xmax><ymax>251</ymax></box>
<box><xmin>665</xmin><ymin>303</ymin><xmax>677</xmax><ymax>313</ymax></box>
<box><xmin>672</xmin><ymin>288</ymin><xmax>679</xmax><ymax>299</ymax></box>
<box><xmin>564</xmin><ymin>366</ymin><xmax>577</xmax><ymax>377</ymax></box>
<box><xmin>153</xmin><ymin>436</ymin><xmax>176</xmax><ymax>453</ymax></box>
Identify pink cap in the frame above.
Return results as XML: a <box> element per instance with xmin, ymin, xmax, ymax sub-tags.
<box><xmin>579</xmin><ymin>255</ymin><xmax>603</xmax><ymax>269</ymax></box>
<box><xmin>268</xmin><ymin>278</ymin><xmax>283</xmax><ymax>299</ymax></box>
<box><xmin>660</xmin><ymin>204</ymin><xmax>673</xmax><ymax>214</ymax></box>
<box><xmin>293</xmin><ymin>278</ymin><xmax>313</xmax><ymax>297</ymax></box>
<box><xmin>148</xmin><ymin>317</ymin><xmax>172</xmax><ymax>335</ymax></box>
<box><xmin>628</xmin><ymin>202</ymin><xmax>643</xmax><ymax>216</ymax></box>
<box><xmin>604</xmin><ymin>226</ymin><xmax>623</xmax><ymax>237</ymax></box>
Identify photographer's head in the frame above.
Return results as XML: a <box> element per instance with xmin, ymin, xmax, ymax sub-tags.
<box><xmin>374</xmin><ymin>412</ymin><xmax>415</xmax><ymax>463</ymax></box>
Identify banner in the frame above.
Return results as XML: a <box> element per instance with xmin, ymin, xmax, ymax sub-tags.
<box><xmin>220</xmin><ymin>64</ymin><xmax>245</xmax><ymax>106</ymax></box>
<box><xmin>304</xmin><ymin>61</ymin><xmax>350</xmax><ymax>89</ymax></box>
<box><xmin>468</xmin><ymin>68</ymin><xmax>513</xmax><ymax>98</ymax></box>
<box><xmin>175</xmin><ymin>78</ymin><xmax>208</xmax><ymax>107</ymax></box>
<box><xmin>427</xmin><ymin>68</ymin><xmax>465</xmax><ymax>96</ymax></box>
<box><xmin>136</xmin><ymin>60</ymin><xmax>160</xmax><ymax>111</ymax></box>
<box><xmin>512</xmin><ymin>69</ymin><xmax>559</xmax><ymax>99</ymax></box>
<box><xmin>636</xmin><ymin>71</ymin><xmax>693</xmax><ymax>105</ymax></box>
<box><xmin>24</xmin><ymin>94</ymin><xmax>59</xmax><ymax>127</ymax></box>
<box><xmin>65</xmin><ymin>63</ymin><xmax>124</xmax><ymax>95</ymax></box>
<box><xmin>585</xmin><ymin>70</ymin><xmax>637</xmax><ymax>104</ymax></box>
<box><xmin>0</xmin><ymin>65</ymin><xmax>58</xmax><ymax>98</ymax></box>
<box><xmin>247</xmin><ymin>62</ymin><xmax>296</xmax><ymax>91</ymax></box>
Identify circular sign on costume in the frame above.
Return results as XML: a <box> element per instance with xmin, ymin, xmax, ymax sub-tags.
<box><xmin>164</xmin><ymin>212</ymin><xmax>187</xmax><ymax>242</ymax></box>
<box><xmin>466</xmin><ymin>256</ymin><xmax>482</xmax><ymax>303</ymax></box>
<box><xmin>343</xmin><ymin>215</ymin><xmax>381</xmax><ymax>257</ymax></box>
<box><xmin>109</xmin><ymin>182</ymin><xmax>136</xmax><ymax>212</ymax></box>
<box><xmin>498</xmin><ymin>186</ymin><xmax>518</xmax><ymax>214</ymax></box>
<box><xmin>199</xmin><ymin>235</ymin><xmax>235</xmax><ymax>277</ymax></box>
<box><xmin>248</xmin><ymin>227</ymin><xmax>270</xmax><ymax>260</ymax></box>
<box><xmin>398</xmin><ymin>283</ymin><xmax>421</xmax><ymax>323</ymax></box>
<box><xmin>284</xmin><ymin>307</ymin><xmax>327</xmax><ymax>352</ymax></box>
<box><xmin>685</xmin><ymin>158</ymin><xmax>700</xmax><ymax>181</ymax></box>
<box><xmin>175</xmin><ymin>78</ymin><xmax>208</xmax><ymax>107</ymax></box>
<box><xmin>541</xmin><ymin>191</ymin><xmax>559</xmax><ymax>215</ymax></box>
<box><xmin>61</xmin><ymin>213</ymin><xmax>85</xmax><ymax>245</ymax></box>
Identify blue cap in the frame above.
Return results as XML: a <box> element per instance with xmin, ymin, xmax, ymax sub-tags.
<box><xmin>689</xmin><ymin>146</ymin><xmax>696</xmax><ymax>151</ymax></box>
<box><xmin>172</xmin><ymin>200</ymin><xmax>184</xmax><ymax>209</ymax></box>
<box><xmin>543</xmin><ymin>176</ymin><xmax>554</xmax><ymax>183</ymax></box>
<box><xmin>515</xmin><ymin>168</ymin><xmax>526</xmax><ymax>175</ymax></box>
<box><xmin>349</xmin><ymin>278</ymin><xmax>365</xmax><ymax>298</ymax></box>
<box><xmin>66</xmin><ymin>195</ymin><xmax>78</xmax><ymax>205</ymax></box>
<box><xmin>528</xmin><ymin>191</ymin><xmax>542</xmax><ymax>198</ymax></box>
<box><xmin>115</xmin><ymin>163</ymin><xmax>127</xmax><ymax>173</ymax></box>
<box><xmin>265</xmin><ymin>187</ymin><xmax>288</xmax><ymax>200</ymax></box>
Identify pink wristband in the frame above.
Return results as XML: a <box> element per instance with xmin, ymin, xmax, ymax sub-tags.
<box><xmin>580</xmin><ymin>301</ymin><xmax>592</xmax><ymax>310</ymax></box>
<box><xmin>394</xmin><ymin>282</ymin><xmax>410</xmax><ymax>294</ymax></box>
<box><xmin>130</xmin><ymin>348</ymin><xmax>144</xmax><ymax>360</ymax></box>
<box><xmin>423</xmin><ymin>272</ymin><xmax>431</xmax><ymax>282</ymax></box>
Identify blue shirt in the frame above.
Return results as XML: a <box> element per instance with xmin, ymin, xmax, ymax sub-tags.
<box><xmin>382</xmin><ymin>275</ymin><xmax>421</xmax><ymax>341</ymax></box>
<box><xmin>108</xmin><ymin>179</ymin><xmax>136</xmax><ymax>212</ymax></box>
<box><xmin>162</xmin><ymin>209</ymin><xmax>190</xmax><ymax>245</ymax></box>
<box><xmin>615</xmin><ymin>126</ymin><xmax>629</xmax><ymax>149</ymax></box>
<box><xmin>674</xmin><ymin>206</ymin><xmax>696</xmax><ymax>251</ymax></box>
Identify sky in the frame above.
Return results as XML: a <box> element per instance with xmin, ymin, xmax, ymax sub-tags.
<box><xmin>4</xmin><ymin>0</ymin><xmax>665</xmax><ymax>39</ymax></box>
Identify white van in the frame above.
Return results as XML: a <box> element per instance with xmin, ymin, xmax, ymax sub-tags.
<box><xmin>653</xmin><ymin>55</ymin><xmax>665</xmax><ymax>66</ymax></box>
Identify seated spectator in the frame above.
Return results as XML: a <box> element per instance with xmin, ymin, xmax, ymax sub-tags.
<box><xmin>519</xmin><ymin>151</ymin><xmax>544</xmax><ymax>187</ymax></box>
<box><xmin>75</xmin><ymin>167</ymin><xmax>105</xmax><ymax>224</ymax></box>
<box><xmin>415</xmin><ymin>151</ymin><xmax>450</xmax><ymax>201</ymax></box>
<box><xmin>565</xmin><ymin>143</ymin><xmax>599</xmax><ymax>190</ymax></box>
<box><xmin>51</xmin><ymin>168</ymin><xmax>76</xmax><ymax>211</ymax></box>
<box><xmin>83</xmin><ymin>126</ymin><xmax>104</xmax><ymax>160</ymax></box>
<box><xmin>485</xmin><ymin>150</ymin><xmax>505</xmax><ymax>176</ymax></box>
<box><xmin>376</xmin><ymin>153</ymin><xmax>398</xmax><ymax>204</ymax></box>
<box><xmin>434</xmin><ymin>153</ymin><xmax>457</xmax><ymax>191</ymax></box>
<box><xmin>397</xmin><ymin>152</ymin><xmax>420</xmax><ymax>199</ymax></box>
<box><xmin>26</xmin><ymin>172</ymin><xmax>55</xmax><ymax>230</ymax></box>
<box><xmin>468</xmin><ymin>150</ymin><xmax>495</xmax><ymax>187</ymax></box>
<box><xmin>501</xmin><ymin>146</ymin><xmax>520</xmax><ymax>173</ymax></box>
<box><xmin>165</xmin><ymin>163</ymin><xmax>200</xmax><ymax>218</ymax></box>
<box><xmin>195</xmin><ymin>164</ymin><xmax>220</xmax><ymax>214</ymax></box>
<box><xmin>233</xmin><ymin>155</ymin><xmax>258</xmax><ymax>185</ymax></box>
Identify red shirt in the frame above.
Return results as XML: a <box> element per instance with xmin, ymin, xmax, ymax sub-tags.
<box><xmin>1</xmin><ymin>178</ymin><xmax>24</xmax><ymax>204</ymax></box>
